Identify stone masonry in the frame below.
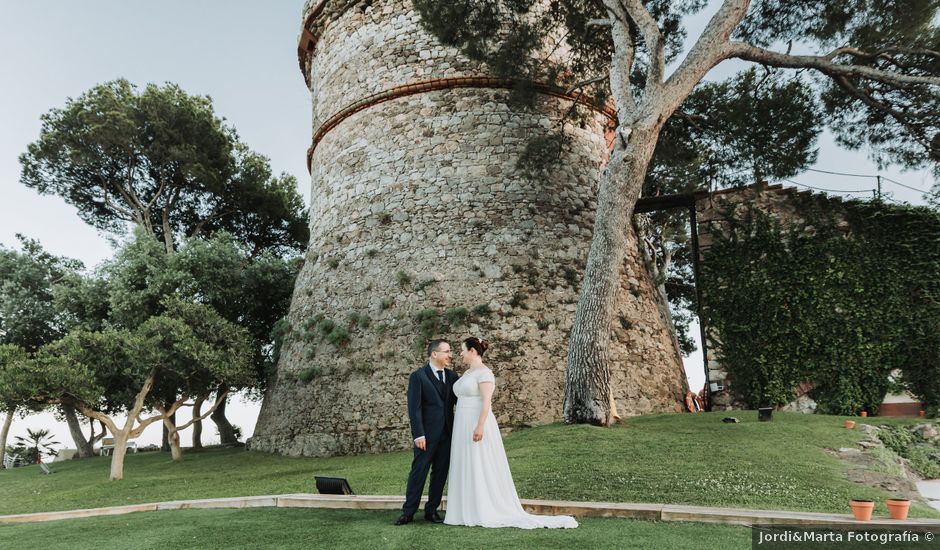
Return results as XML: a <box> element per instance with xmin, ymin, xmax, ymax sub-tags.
<box><xmin>250</xmin><ymin>0</ymin><xmax>687</xmax><ymax>457</ymax></box>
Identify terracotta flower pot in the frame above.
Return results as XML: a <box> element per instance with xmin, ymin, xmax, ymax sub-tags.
<box><xmin>850</xmin><ymin>499</ymin><xmax>874</xmax><ymax>521</ymax></box>
<box><xmin>885</xmin><ymin>499</ymin><xmax>910</xmax><ymax>520</ymax></box>
<box><xmin>845</xmin><ymin>420</ymin><xmax>856</xmax><ymax>429</ymax></box>
<box><xmin>860</xmin><ymin>411</ymin><xmax>868</xmax><ymax>417</ymax></box>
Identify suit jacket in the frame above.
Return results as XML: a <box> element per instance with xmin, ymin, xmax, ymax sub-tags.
<box><xmin>407</xmin><ymin>363</ymin><xmax>458</xmax><ymax>444</ymax></box>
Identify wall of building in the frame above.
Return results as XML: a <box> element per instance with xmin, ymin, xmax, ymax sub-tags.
<box><xmin>250</xmin><ymin>0</ymin><xmax>687</xmax><ymax>457</ymax></box>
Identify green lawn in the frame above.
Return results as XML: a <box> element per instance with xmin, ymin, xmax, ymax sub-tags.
<box><xmin>1</xmin><ymin>412</ymin><xmax>936</xmax><ymax>519</ymax></box>
<box><xmin>0</xmin><ymin>508</ymin><xmax>752</xmax><ymax>550</ymax></box>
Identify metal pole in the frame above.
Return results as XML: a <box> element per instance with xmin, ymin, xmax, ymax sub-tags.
<box><xmin>688</xmin><ymin>205</ymin><xmax>711</xmax><ymax>410</ymax></box>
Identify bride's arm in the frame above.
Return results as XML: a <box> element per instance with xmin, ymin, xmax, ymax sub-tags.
<box><xmin>473</xmin><ymin>381</ymin><xmax>495</xmax><ymax>442</ymax></box>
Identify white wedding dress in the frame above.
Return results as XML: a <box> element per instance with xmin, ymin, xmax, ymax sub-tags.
<box><xmin>444</xmin><ymin>367</ymin><xmax>578</xmax><ymax>529</ymax></box>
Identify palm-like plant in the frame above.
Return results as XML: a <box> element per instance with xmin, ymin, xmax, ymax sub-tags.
<box><xmin>13</xmin><ymin>428</ymin><xmax>60</xmax><ymax>464</ymax></box>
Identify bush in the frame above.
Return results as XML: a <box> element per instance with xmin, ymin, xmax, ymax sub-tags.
<box><xmin>876</xmin><ymin>425</ymin><xmax>940</xmax><ymax>478</ymax></box>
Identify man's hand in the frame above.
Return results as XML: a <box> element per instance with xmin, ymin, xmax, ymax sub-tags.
<box><xmin>414</xmin><ymin>436</ymin><xmax>426</xmax><ymax>451</ymax></box>
<box><xmin>472</xmin><ymin>426</ymin><xmax>483</xmax><ymax>442</ymax></box>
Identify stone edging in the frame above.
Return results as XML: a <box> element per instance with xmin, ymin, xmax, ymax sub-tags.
<box><xmin>4</xmin><ymin>494</ymin><xmax>940</xmax><ymax>527</ymax></box>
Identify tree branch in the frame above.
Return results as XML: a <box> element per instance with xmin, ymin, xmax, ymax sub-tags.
<box><xmin>131</xmin><ymin>394</ymin><xmax>189</xmax><ymax>438</ymax></box>
<box><xmin>124</xmin><ymin>369</ymin><xmax>157</xmax><ymax>434</ymax></box>
<box><xmin>603</xmin><ymin>0</ymin><xmax>637</xmax><ymax>121</ymax></box>
<box><xmin>171</xmin><ymin>389</ymin><xmax>230</xmax><ymax>433</ymax></box>
<box><xmin>120</xmin><ymin>158</ymin><xmax>150</xmax><ymax>219</ymax></box>
<box><xmin>729</xmin><ymin>42</ymin><xmax>940</xmax><ymax>87</ymax></box>
<box><xmin>68</xmin><ymin>399</ymin><xmax>118</xmax><ymax>438</ymax></box>
<box><xmin>146</xmin><ymin>177</ymin><xmax>168</xmax><ymax>209</ymax></box>
<box><xmin>102</xmin><ymin>174</ymin><xmax>148</xmax><ymax>229</ymax></box>
<box><xmin>666</xmin><ymin>0</ymin><xmax>751</xmax><ymax>109</ymax></box>
<box><xmin>189</xmin><ymin>208</ymin><xmax>236</xmax><ymax>239</ymax></box>
<box><xmin>161</xmin><ymin>187</ymin><xmax>182</xmax><ymax>254</ymax></box>
<box><xmin>128</xmin><ymin>413</ymin><xmax>164</xmax><ymax>438</ymax></box>
<box><xmin>833</xmin><ymin>46</ymin><xmax>940</xmax><ymax>66</ymax></box>
<box><xmin>101</xmin><ymin>187</ymin><xmax>136</xmax><ymax>220</ymax></box>
<box><xmin>672</xmin><ymin>110</ymin><xmax>707</xmax><ymax>132</ymax></box>
<box><xmin>621</xmin><ymin>0</ymin><xmax>665</xmax><ymax>89</ymax></box>
<box><xmin>565</xmin><ymin>74</ymin><xmax>610</xmax><ymax>95</ymax></box>
<box><xmin>832</xmin><ymin>75</ymin><xmax>934</xmax><ymax>149</ymax></box>
<box><xmin>834</xmin><ymin>75</ymin><xmax>914</xmax><ymax>120</ymax></box>
<box><xmin>538</xmin><ymin>28</ymin><xmax>572</xmax><ymax>71</ymax></box>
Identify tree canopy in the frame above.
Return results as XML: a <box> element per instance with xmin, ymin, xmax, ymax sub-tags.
<box><xmin>417</xmin><ymin>0</ymin><xmax>938</xmax><ymax>177</ymax></box>
<box><xmin>80</xmin><ymin>229</ymin><xmax>299</xmax><ymax>389</ymax></box>
<box><xmin>20</xmin><ymin>79</ymin><xmax>309</xmax><ymax>257</ymax></box>
<box><xmin>20</xmin><ymin>298</ymin><xmax>254</xmax><ymax>479</ymax></box>
<box><xmin>0</xmin><ymin>237</ymin><xmax>83</xmax><ymax>352</ymax></box>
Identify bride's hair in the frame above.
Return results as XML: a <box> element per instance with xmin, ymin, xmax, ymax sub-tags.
<box><xmin>463</xmin><ymin>336</ymin><xmax>489</xmax><ymax>356</ymax></box>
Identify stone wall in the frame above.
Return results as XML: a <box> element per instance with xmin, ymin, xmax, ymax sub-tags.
<box><xmin>250</xmin><ymin>0</ymin><xmax>687</xmax><ymax>457</ymax></box>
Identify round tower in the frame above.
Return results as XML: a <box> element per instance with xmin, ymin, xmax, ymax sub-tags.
<box><xmin>250</xmin><ymin>0</ymin><xmax>687</xmax><ymax>456</ymax></box>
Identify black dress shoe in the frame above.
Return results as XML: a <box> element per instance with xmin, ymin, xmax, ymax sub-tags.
<box><xmin>394</xmin><ymin>514</ymin><xmax>413</xmax><ymax>525</ymax></box>
<box><xmin>424</xmin><ymin>511</ymin><xmax>444</xmax><ymax>523</ymax></box>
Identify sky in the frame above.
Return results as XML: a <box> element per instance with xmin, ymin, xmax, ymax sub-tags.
<box><xmin>0</xmin><ymin>1</ymin><xmax>934</xmax><ymax>453</ymax></box>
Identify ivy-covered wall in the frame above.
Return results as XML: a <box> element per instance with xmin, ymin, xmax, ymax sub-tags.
<box><xmin>697</xmin><ymin>186</ymin><xmax>940</xmax><ymax>415</ymax></box>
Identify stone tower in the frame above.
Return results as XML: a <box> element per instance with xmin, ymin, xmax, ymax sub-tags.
<box><xmin>250</xmin><ymin>0</ymin><xmax>688</xmax><ymax>457</ymax></box>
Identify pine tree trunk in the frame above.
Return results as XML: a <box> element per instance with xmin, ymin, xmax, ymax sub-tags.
<box><xmin>109</xmin><ymin>433</ymin><xmax>130</xmax><ymax>481</ymax></box>
<box><xmin>62</xmin><ymin>404</ymin><xmax>95</xmax><ymax>458</ymax></box>
<box><xmin>211</xmin><ymin>390</ymin><xmax>237</xmax><ymax>445</ymax></box>
<box><xmin>0</xmin><ymin>408</ymin><xmax>14</xmax><ymax>468</ymax></box>
<box><xmin>564</xmin><ymin>126</ymin><xmax>662</xmax><ymax>425</ymax></box>
<box><xmin>161</xmin><ymin>411</ymin><xmax>175</xmax><ymax>452</ymax></box>
<box><xmin>192</xmin><ymin>396</ymin><xmax>205</xmax><ymax>451</ymax></box>
<box><xmin>163</xmin><ymin>416</ymin><xmax>184</xmax><ymax>462</ymax></box>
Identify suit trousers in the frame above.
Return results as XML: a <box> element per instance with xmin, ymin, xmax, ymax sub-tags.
<box><xmin>402</xmin><ymin>436</ymin><xmax>451</xmax><ymax>516</ymax></box>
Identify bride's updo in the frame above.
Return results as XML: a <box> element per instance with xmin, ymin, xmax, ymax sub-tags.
<box><xmin>463</xmin><ymin>336</ymin><xmax>489</xmax><ymax>356</ymax></box>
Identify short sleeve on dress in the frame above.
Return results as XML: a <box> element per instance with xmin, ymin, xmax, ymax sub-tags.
<box><xmin>479</xmin><ymin>368</ymin><xmax>496</xmax><ymax>384</ymax></box>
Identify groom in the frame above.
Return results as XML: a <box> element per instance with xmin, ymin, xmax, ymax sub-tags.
<box><xmin>395</xmin><ymin>339</ymin><xmax>458</xmax><ymax>525</ymax></box>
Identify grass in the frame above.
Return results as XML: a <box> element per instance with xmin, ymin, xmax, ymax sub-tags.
<box><xmin>1</xmin><ymin>412</ymin><xmax>937</xmax><ymax>519</ymax></box>
<box><xmin>0</xmin><ymin>508</ymin><xmax>752</xmax><ymax>550</ymax></box>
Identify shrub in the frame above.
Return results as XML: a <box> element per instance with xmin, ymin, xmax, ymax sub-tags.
<box><xmin>444</xmin><ymin>307</ymin><xmax>469</xmax><ymax>326</ymax></box>
<box><xmin>415</xmin><ymin>278</ymin><xmax>437</xmax><ymax>291</ymax></box>
<box><xmin>297</xmin><ymin>366</ymin><xmax>321</xmax><ymax>382</ymax></box>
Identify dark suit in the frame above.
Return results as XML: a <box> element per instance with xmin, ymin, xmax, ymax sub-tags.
<box><xmin>402</xmin><ymin>363</ymin><xmax>458</xmax><ymax>517</ymax></box>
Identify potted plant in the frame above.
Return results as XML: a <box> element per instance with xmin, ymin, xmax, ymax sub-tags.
<box><xmin>885</xmin><ymin>498</ymin><xmax>910</xmax><ymax>520</ymax></box>
<box><xmin>860</xmin><ymin>411</ymin><xmax>868</xmax><ymax>417</ymax></box>
<box><xmin>849</xmin><ymin>499</ymin><xmax>874</xmax><ymax>521</ymax></box>
<box><xmin>845</xmin><ymin>420</ymin><xmax>856</xmax><ymax>429</ymax></box>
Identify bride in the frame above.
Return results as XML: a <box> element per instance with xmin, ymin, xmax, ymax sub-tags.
<box><xmin>444</xmin><ymin>336</ymin><xmax>578</xmax><ymax>529</ymax></box>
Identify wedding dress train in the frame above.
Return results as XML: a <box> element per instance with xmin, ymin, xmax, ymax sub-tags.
<box><xmin>444</xmin><ymin>367</ymin><xmax>577</xmax><ymax>529</ymax></box>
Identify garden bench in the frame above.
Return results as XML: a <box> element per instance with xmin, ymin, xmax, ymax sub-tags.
<box><xmin>99</xmin><ymin>437</ymin><xmax>138</xmax><ymax>456</ymax></box>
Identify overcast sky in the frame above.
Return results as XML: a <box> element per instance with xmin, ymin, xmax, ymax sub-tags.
<box><xmin>1</xmin><ymin>1</ymin><xmax>934</xmax><ymax>451</ymax></box>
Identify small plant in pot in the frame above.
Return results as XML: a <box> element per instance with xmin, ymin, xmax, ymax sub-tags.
<box><xmin>885</xmin><ymin>498</ymin><xmax>910</xmax><ymax>520</ymax></box>
<box><xmin>849</xmin><ymin>499</ymin><xmax>874</xmax><ymax>521</ymax></box>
